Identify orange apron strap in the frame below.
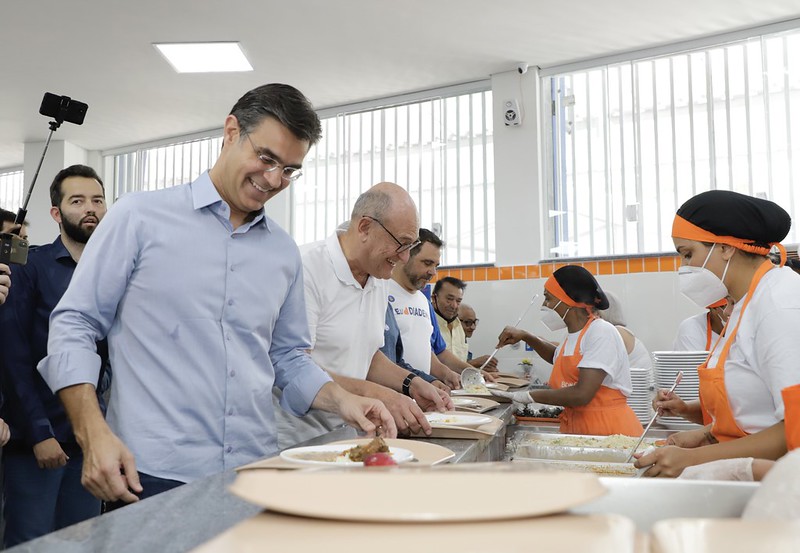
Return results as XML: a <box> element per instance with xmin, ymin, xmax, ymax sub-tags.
<box><xmin>705</xmin><ymin>312</ymin><xmax>713</xmax><ymax>351</ymax></box>
<box><xmin>783</xmin><ymin>384</ymin><xmax>800</xmax><ymax>451</ymax></box>
<box><xmin>701</xmin><ymin>260</ymin><xmax>774</xmax><ymax>442</ymax></box>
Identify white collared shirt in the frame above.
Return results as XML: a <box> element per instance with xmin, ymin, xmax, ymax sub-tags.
<box><xmin>302</xmin><ymin>232</ymin><xmax>387</xmax><ymax>379</ymax></box>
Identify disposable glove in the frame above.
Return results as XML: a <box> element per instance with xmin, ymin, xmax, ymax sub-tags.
<box><xmin>678</xmin><ymin>457</ymin><xmax>754</xmax><ymax>481</ymax></box>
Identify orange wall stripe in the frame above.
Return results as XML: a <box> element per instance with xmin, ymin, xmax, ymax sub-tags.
<box><xmin>436</xmin><ymin>255</ymin><xmax>679</xmax><ymax>282</ymax></box>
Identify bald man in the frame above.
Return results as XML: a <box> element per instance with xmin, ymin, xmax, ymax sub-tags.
<box><xmin>458</xmin><ymin>303</ymin><xmax>498</xmax><ymax>370</ymax></box>
<box><xmin>274</xmin><ymin>183</ymin><xmax>452</xmax><ymax>448</ymax></box>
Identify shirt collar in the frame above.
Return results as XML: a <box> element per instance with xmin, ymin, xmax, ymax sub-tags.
<box><xmin>190</xmin><ymin>171</ymin><xmax>268</xmax><ymax>231</ymax></box>
<box><xmin>51</xmin><ymin>235</ymin><xmax>74</xmax><ymax>262</ymax></box>
<box><xmin>326</xmin><ymin>230</ymin><xmax>374</xmax><ymax>290</ymax></box>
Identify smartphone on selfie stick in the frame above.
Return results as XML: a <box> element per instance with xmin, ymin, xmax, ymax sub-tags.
<box><xmin>0</xmin><ymin>93</ymin><xmax>88</xmax><ymax>267</ymax></box>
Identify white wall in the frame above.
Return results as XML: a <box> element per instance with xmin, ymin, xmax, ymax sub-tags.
<box><xmin>22</xmin><ymin>139</ymin><xmax>92</xmax><ymax>246</ymax></box>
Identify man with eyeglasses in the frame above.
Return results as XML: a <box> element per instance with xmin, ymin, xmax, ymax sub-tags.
<box><xmin>282</xmin><ymin>183</ymin><xmax>452</xmax><ymax>444</ymax></box>
<box><xmin>37</xmin><ymin>83</ymin><xmax>395</xmax><ymax>507</ymax></box>
<box><xmin>458</xmin><ymin>303</ymin><xmax>498</xmax><ymax>370</ymax></box>
<box><xmin>432</xmin><ymin>278</ymin><xmax>500</xmax><ymax>375</ymax></box>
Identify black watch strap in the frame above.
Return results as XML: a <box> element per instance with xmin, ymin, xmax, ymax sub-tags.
<box><xmin>402</xmin><ymin>373</ymin><xmax>417</xmax><ymax>396</ymax></box>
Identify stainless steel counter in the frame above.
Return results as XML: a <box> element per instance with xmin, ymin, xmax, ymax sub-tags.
<box><xmin>8</xmin><ymin>405</ymin><xmax>513</xmax><ymax>553</ymax></box>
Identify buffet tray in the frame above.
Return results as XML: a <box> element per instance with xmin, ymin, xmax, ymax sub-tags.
<box><xmin>510</xmin><ymin>432</ymin><xmax>658</xmax><ymax>463</ymax></box>
<box><xmin>510</xmin><ymin>457</ymin><xmax>639</xmax><ymax>477</ymax></box>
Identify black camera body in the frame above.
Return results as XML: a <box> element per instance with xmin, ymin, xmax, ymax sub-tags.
<box><xmin>0</xmin><ymin>233</ymin><xmax>29</xmax><ymax>266</ymax></box>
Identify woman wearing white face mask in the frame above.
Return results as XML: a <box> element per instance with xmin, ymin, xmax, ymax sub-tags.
<box><xmin>495</xmin><ymin>265</ymin><xmax>644</xmax><ymax>436</ymax></box>
<box><xmin>636</xmin><ymin>189</ymin><xmax>800</xmax><ymax>478</ymax></box>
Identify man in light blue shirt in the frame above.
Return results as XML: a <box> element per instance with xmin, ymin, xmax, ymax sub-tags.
<box><xmin>37</xmin><ymin>83</ymin><xmax>395</xmax><ymax>506</ymax></box>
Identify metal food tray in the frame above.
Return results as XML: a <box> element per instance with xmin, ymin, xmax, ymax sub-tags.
<box><xmin>509</xmin><ymin>432</ymin><xmax>658</xmax><ymax>463</ymax></box>
<box><xmin>509</xmin><ymin>457</ymin><xmax>639</xmax><ymax>477</ymax></box>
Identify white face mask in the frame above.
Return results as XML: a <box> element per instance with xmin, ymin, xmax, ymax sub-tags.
<box><xmin>540</xmin><ymin>301</ymin><xmax>568</xmax><ymax>331</ymax></box>
<box><xmin>678</xmin><ymin>244</ymin><xmax>730</xmax><ymax>308</ymax></box>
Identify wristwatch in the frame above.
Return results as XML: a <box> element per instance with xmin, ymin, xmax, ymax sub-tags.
<box><xmin>402</xmin><ymin>373</ymin><xmax>418</xmax><ymax>396</ymax></box>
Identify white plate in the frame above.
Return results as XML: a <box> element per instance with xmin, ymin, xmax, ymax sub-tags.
<box><xmin>425</xmin><ymin>412</ymin><xmax>493</xmax><ymax>428</ymax></box>
<box><xmin>280</xmin><ymin>444</ymin><xmax>414</xmax><ymax>466</ymax></box>
<box><xmin>451</xmin><ymin>397</ymin><xmax>482</xmax><ymax>407</ymax></box>
<box><xmin>228</xmin><ymin>469</ymin><xmax>607</xmax><ymax>522</ymax></box>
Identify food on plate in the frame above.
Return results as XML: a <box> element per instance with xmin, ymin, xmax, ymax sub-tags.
<box><xmin>363</xmin><ymin>452</ymin><xmax>398</xmax><ymax>467</ymax></box>
<box><xmin>464</xmin><ymin>383</ymin><xmax>490</xmax><ymax>394</ymax></box>
<box><xmin>344</xmin><ymin>437</ymin><xmax>390</xmax><ymax>462</ymax></box>
<box><xmin>523</xmin><ymin>434</ymin><xmax>655</xmax><ymax>450</ymax></box>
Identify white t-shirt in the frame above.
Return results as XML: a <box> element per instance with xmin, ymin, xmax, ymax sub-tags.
<box><xmin>628</xmin><ymin>336</ymin><xmax>653</xmax><ymax>370</ymax></box>
<box><xmin>558</xmin><ymin>318</ymin><xmax>633</xmax><ymax>396</ymax></box>
<box><xmin>302</xmin><ymin>232</ymin><xmax>387</xmax><ymax>379</ymax></box>
<box><xmin>387</xmin><ymin>279</ymin><xmax>433</xmax><ymax>373</ymax></box>
<box><xmin>673</xmin><ymin>312</ymin><xmax>719</xmax><ymax>351</ymax></box>
<box><xmin>705</xmin><ymin>266</ymin><xmax>800</xmax><ymax>433</ymax></box>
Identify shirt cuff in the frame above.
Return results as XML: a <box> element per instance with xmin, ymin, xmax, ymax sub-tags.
<box><xmin>37</xmin><ymin>349</ymin><xmax>103</xmax><ymax>395</ymax></box>
<box><xmin>279</xmin><ymin>366</ymin><xmax>333</xmax><ymax>417</ymax></box>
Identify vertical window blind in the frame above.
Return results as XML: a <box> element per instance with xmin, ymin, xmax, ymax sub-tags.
<box><xmin>295</xmin><ymin>90</ymin><xmax>496</xmax><ymax>265</ymax></box>
<box><xmin>545</xmin><ymin>27</ymin><xmax>800</xmax><ymax>258</ymax></box>
<box><xmin>0</xmin><ymin>169</ymin><xmax>25</xmax><ymax>213</ymax></box>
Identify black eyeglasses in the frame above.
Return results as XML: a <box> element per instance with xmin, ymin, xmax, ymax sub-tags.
<box><xmin>245</xmin><ymin>134</ymin><xmax>303</xmax><ymax>182</ymax></box>
<box><xmin>461</xmin><ymin>318</ymin><xmax>479</xmax><ymax>326</ymax></box>
<box><xmin>363</xmin><ymin>216</ymin><xmax>421</xmax><ymax>254</ymax></box>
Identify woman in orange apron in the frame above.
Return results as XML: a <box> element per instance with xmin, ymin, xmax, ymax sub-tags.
<box><xmin>637</xmin><ymin>190</ymin><xmax>800</xmax><ymax>477</ymax></box>
<box><xmin>495</xmin><ymin>265</ymin><xmax>643</xmax><ymax>437</ymax></box>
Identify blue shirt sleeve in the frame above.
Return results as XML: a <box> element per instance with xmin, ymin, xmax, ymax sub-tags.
<box><xmin>428</xmin><ymin>297</ymin><xmax>446</xmax><ymax>355</ymax></box>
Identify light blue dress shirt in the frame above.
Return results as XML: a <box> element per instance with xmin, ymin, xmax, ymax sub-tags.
<box><xmin>38</xmin><ymin>172</ymin><xmax>332</xmax><ymax>482</ymax></box>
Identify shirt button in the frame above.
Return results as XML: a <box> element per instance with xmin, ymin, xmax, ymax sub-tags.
<box><xmin>230</xmin><ymin>265</ymin><xmax>235</xmax><ymax>272</ymax></box>
<box><xmin>226</xmin><ymin>333</ymin><xmax>232</xmax><ymax>341</ymax></box>
<box><xmin>228</xmin><ymin>408</ymin><xmax>234</xmax><ymax>416</ymax></box>
<box><xmin>228</xmin><ymin>299</ymin><xmax>234</xmax><ymax>306</ymax></box>
<box><xmin>230</xmin><ymin>370</ymin><xmax>236</xmax><ymax>377</ymax></box>
<box><xmin>226</xmin><ymin>446</ymin><xmax>233</xmax><ymax>453</ymax></box>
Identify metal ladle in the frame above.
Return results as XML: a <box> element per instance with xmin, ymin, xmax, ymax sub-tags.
<box><xmin>459</xmin><ymin>293</ymin><xmax>540</xmax><ymax>390</ymax></box>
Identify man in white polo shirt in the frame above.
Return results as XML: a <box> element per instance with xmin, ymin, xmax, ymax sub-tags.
<box><xmin>275</xmin><ymin>183</ymin><xmax>452</xmax><ymax>447</ymax></box>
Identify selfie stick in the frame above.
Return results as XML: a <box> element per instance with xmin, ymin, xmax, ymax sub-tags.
<box><xmin>13</xmin><ymin>94</ymin><xmax>87</xmax><ymax>229</ymax></box>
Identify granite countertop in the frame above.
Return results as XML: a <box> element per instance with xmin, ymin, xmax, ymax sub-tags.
<box><xmin>9</xmin><ymin>404</ymin><xmax>513</xmax><ymax>553</ymax></box>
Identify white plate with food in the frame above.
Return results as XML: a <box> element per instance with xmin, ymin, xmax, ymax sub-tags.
<box><xmin>425</xmin><ymin>412</ymin><xmax>493</xmax><ymax>429</ymax></box>
<box><xmin>280</xmin><ymin>442</ymin><xmax>414</xmax><ymax>466</ymax></box>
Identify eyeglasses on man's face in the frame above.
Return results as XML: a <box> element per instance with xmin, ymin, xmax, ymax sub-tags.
<box><xmin>461</xmin><ymin>318</ymin><xmax>479</xmax><ymax>327</ymax></box>
<box><xmin>363</xmin><ymin>216</ymin><xmax>420</xmax><ymax>254</ymax></box>
<box><xmin>245</xmin><ymin>134</ymin><xmax>303</xmax><ymax>183</ymax></box>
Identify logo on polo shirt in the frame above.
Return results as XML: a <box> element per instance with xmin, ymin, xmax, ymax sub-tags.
<box><xmin>397</xmin><ymin>306</ymin><xmax>429</xmax><ymax>319</ymax></box>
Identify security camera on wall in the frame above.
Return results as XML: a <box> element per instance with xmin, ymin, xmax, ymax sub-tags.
<box><xmin>503</xmin><ymin>99</ymin><xmax>522</xmax><ymax>126</ymax></box>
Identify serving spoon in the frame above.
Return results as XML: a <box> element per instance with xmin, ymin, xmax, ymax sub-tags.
<box><xmin>626</xmin><ymin>370</ymin><xmax>683</xmax><ymax>463</ymax></box>
<box><xmin>459</xmin><ymin>293</ymin><xmax>539</xmax><ymax>390</ymax></box>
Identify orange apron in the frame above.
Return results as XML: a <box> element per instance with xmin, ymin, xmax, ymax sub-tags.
<box><xmin>783</xmin><ymin>384</ymin><xmax>800</xmax><ymax>451</ymax></box>
<box><xmin>698</xmin><ymin>260</ymin><xmax>773</xmax><ymax>442</ymax></box>
<box><xmin>548</xmin><ymin>317</ymin><xmax>644</xmax><ymax>437</ymax></box>
<box><xmin>697</xmin><ymin>313</ymin><xmax>714</xmax><ymax>425</ymax></box>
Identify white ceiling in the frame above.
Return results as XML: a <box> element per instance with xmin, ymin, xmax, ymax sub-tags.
<box><xmin>2</xmin><ymin>0</ymin><xmax>800</xmax><ymax>169</ymax></box>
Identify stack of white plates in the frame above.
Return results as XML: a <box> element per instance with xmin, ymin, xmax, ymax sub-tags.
<box><xmin>652</xmin><ymin>351</ymin><xmax>707</xmax><ymax>430</ymax></box>
<box><xmin>627</xmin><ymin>367</ymin><xmax>655</xmax><ymax>424</ymax></box>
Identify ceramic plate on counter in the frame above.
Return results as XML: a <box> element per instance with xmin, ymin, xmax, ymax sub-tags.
<box><xmin>280</xmin><ymin>444</ymin><xmax>414</xmax><ymax>466</ymax></box>
<box><xmin>228</xmin><ymin>469</ymin><xmax>607</xmax><ymax>522</ymax></box>
<box><xmin>425</xmin><ymin>412</ymin><xmax>493</xmax><ymax>429</ymax></box>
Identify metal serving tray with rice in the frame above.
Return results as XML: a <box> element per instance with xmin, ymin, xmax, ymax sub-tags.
<box><xmin>509</xmin><ymin>432</ymin><xmax>660</xmax><ymax>463</ymax></box>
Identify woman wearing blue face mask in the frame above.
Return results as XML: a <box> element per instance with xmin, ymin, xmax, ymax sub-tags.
<box><xmin>495</xmin><ymin>265</ymin><xmax>644</xmax><ymax>436</ymax></box>
<box><xmin>637</xmin><ymin>189</ymin><xmax>800</xmax><ymax>478</ymax></box>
